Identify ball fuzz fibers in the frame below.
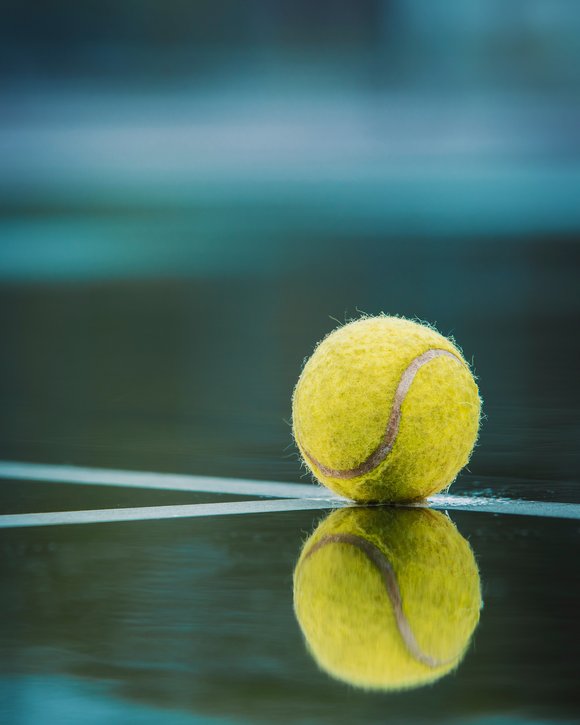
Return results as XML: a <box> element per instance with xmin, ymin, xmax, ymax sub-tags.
<box><xmin>292</xmin><ymin>315</ymin><xmax>481</xmax><ymax>502</ymax></box>
<box><xmin>293</xmin><ymin>507</ymin><xmax>482</xmax><ymax>692</ymax></box>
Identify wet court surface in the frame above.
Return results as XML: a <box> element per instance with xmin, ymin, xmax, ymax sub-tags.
<box><xmin>0</xmin><ymin>480</ymin><xmax>579</xmax><ymax>724</ymax></box>
<box><xmin>2</xmin><ymin>1</ymin><xmax>580</xmax><ymax>718</ymax></box>
<box><xmin>1</xmin><ymin>178</ymin><xmax>579</xmax><ymax>724</ymax></box>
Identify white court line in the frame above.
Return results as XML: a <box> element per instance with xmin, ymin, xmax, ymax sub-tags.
<box><xmin>0</xmin><ymin>460</ymin><xmax>330</xmax><ymax>499</ymax></box>
<box><xmin>0</xmin><ymin>498</ymin><xmax>345</xmax><ymax>528</ymax></box>
<box><xmin>0</xmin><ymin>494</ymin><xmax>579</xmax><ymax>529</ymax></box>
<box><xmin>0</xmin><ymin>460</ymin><xmax>579</xmax><ymax>527</ymax></box>
<box><xmin>426</xmin><ymin>495</ymin><xmax>580</xmax><ymax>520</ymax></box>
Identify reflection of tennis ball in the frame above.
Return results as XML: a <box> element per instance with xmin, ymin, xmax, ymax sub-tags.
<box><xmin>293</xmin><ymin>507</ymin><xmax>481</xmax><ymax>692</ymax></box>
<box><xmin>292</xmin><ymin>315</ymin><xmax>481</xmax><ymax>502</ymax></box>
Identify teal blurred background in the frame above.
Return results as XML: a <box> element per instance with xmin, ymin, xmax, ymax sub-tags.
<box><xmin>0</xmin><ymin>1</ymin><xmax>579</xmax><ymax>496</ymax></box>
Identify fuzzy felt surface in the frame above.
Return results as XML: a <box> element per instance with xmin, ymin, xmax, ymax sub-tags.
<box><xmin>293</xmin><ymin>507</ymin><xmax>482</xmax><ymax>691</ymax></box>
<box><xmin>292</xmin><ymin>316</ymin><xmax>481</xmax><ymax>502</ymax></box>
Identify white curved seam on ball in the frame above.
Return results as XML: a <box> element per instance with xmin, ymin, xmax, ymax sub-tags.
<box><xmin>301</xmin><ymin>533</ymin><xmax>459</xmax><ymax>668</ymax></box>
<box><xmin>298</xmin><ymin>348</ymin><xmax>462</xmax><ymax>479</ymax></box>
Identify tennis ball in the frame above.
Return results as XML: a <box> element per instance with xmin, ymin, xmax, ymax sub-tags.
<box><xmin>292</xmin><ymin>315</ymin><xmax>481</xmax><ymax>502</ymax></box>
<box><xmin>293</xmin><ymin>507</ymin><xmax>481</xmax><ymax>691</ymax></box>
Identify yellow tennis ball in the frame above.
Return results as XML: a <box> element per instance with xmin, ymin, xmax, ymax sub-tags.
<box><xmin>293</xmin><ymin>507</ymin><xmax>482</xmax><ymax>692</ymax></box>
<box><xmin>292</xmin><ymin>315</ymin><xmax>481</xmax><ymax>502</ymax></box>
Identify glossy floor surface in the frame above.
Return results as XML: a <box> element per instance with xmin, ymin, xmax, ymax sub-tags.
<box><xmin>1</xmin><ymin>64</ymin><xmax>580</xmax><ymax>722</ymax></box>
<box><xmin>0</xmin><ymin>484</ymin><xmax>579</xmax><ymax>724</ymax></box>
<box><xmin>1</xmin><ymin>232</ymin><xmax>579</xmax><ymax>723</ymax></box>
